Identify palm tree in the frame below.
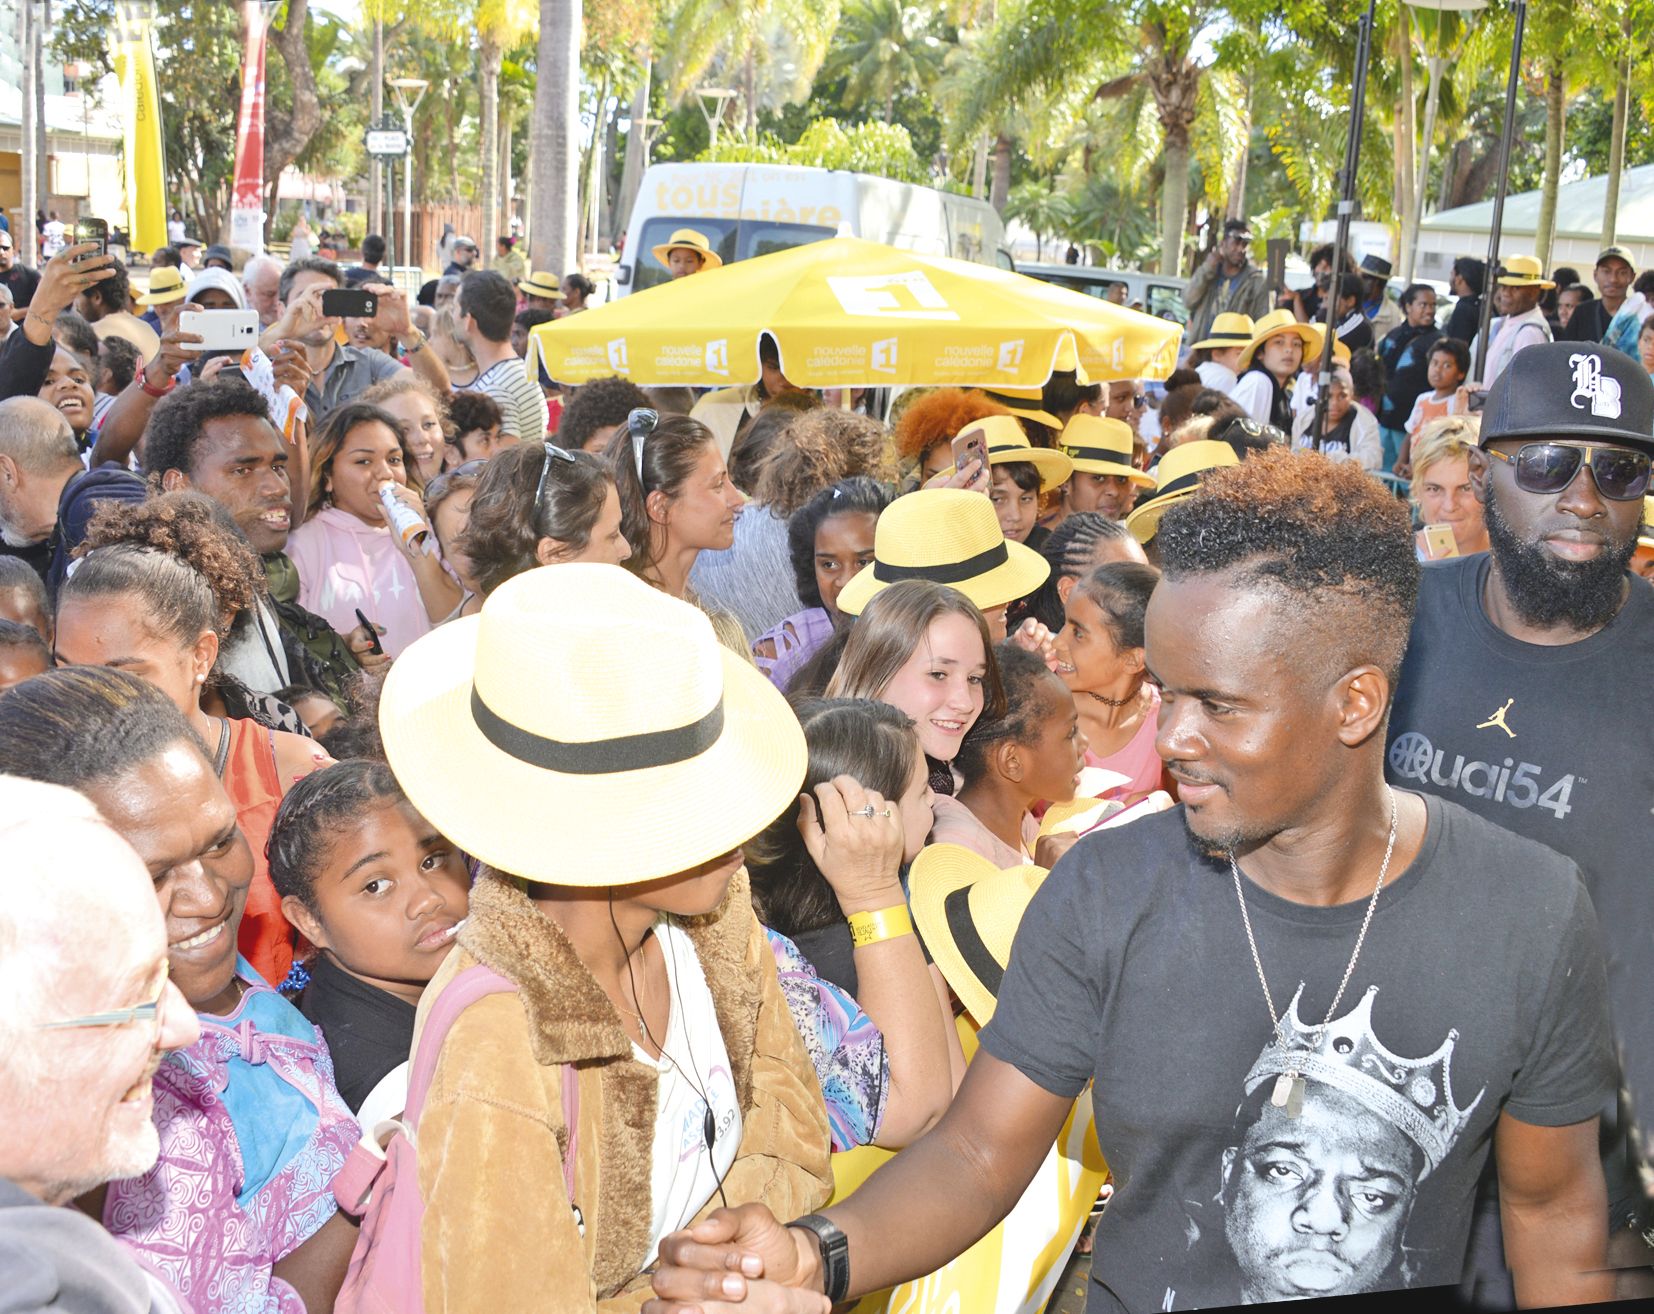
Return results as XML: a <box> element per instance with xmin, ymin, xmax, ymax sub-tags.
<box><xmin>662</xmin><ymin>0</ymin><xmax>841</xmax><ymax>140</ymax></box>
<box><xmin>1005</xmin><ymin>180</ymin><xmax>1072</xmax><ymax>260</ymax></box>
<box><xmin>532</xmin><ymin>0</ymin><xmax>580</xmax><ymax>278</ymax></box>
<box><xmin>477</xmin><ymin>0</ymin><xmax>539</xmax><ymax>258</ymax></box>
<box><xmin>822</xmin><ymin>0</ymin><xmax>946</xmax><ymax>123</ymax></box>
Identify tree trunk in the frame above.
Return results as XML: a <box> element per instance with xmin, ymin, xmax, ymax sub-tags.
<box><xmin>616</xmin><ymin>61</ymin><xmax>652</xmax><ymax>241</ymax></box>
<box><xmin>1603</xmin><ymin>20</ymin><xmax>1631</xmax><ymax>247</ymax></box>
<box><xmin>1406</xmin><ymin>54</ymin><xmax>1445</xmax><ymax>284</ymax></box>
<box><xmin>1533</xmin><ymin>57</ymin><xmax>1565</xmax><ymax>267</ymax></box>
<box><xmin>990</xmin><ymin>133</ymin><xmax>1012</xmax><ymax>214</ymax></box>
<box><xmin>531</xmin><ymin>0</ymin><xmax>580</xmax><ymax>278</ymax></box>
<box><xmin>743</xmin><ymin>46</ymin><xmax>758</xmax><ymax>141</ymax></box>
<box><xmin>33</xmin><ymin>1</ymin><xmax>47</xmax><ymax>224</ymax></box>
<box><xmin>1392</xmin><ymin>13</ymin><xmax>1418</xmax><ymax>286</ymax></box>
<box><xmin>577</xmin><ymin>69</ymin><xmax>609</xmax><ymax>260</ymax></box>
<box><xmin>20</xmin><ymin>0</ymin><xmax>36</xmax><ymax>265</ymax></box>
<box><xmin>263</xmin><ymin>0</ymin><xmax>323</xmax><ymax>209</ymax></box>
<box><xmin>1147</xmin><ymin>56</ymin><xmax>1201</xmax><ymax>277</ymax></box>
<box><xmin>1226</xmin><ymin>83</ymin><xmax>1251</xmax><ymax>221</ymax></box>
<box><xmin>501</xmin><ymin>115</ymin><xmax>514</xmax><ymax>238</ymax></box>
<box><xmin>971</xmin><ymin>134</ymin><xmax>988</xmax><ymax>199</ymax></box>
<box><xmin>480</xmin><ymin>33</ymin><xmax>502</xmax><ymax>259</ymax></box>
<box><xmin>369</xmin><ymin>17</ymin><xmax>383</xmax><ymax>237</ymax></box>
<box><xmin>443</xmin><ymin>82</ymin><xmax>459</xmax><ymax>202</ymax></box>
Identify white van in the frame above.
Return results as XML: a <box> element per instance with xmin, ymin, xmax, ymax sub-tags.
<box><xmin>615</xmin><ymin>162</ymin><xmax>1013</xmax><ymax>297</ymax></box>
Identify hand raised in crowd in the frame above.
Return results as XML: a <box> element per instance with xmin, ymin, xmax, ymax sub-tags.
<box><xmin>377</xmin><ymin>482</ymin><xmax>431</xmax><ymax>564</ymax></box>
<box><xmin>648</xmin><ymin>1205</ymin><xmax>827</xmax><ymax>1314</ymax></box>
<box><xmin>145</xmin><ymin>326</ymin><xmax>206</xmax><ymax>390</ymax></box>
<box><xmin>346</xmin><ymin>621</ymin><xmax>391</xmax><ymax>673</ymax></box>
<box><xmin>363</xmin><ymin>284</ymin><xmax>414</xmax><ymax>340</ymax></box>
<box><xmin>25</xmin><ymin>242</ymin><xmax>115</xmax><ymax>341</ymax></box>
<box><xmin>269</xmin><ymin>340</ymin><xmax>315</xmax><ymax>397</ymax></box>
<box><xmin>266</xmin><ymin>281</ymin><xmax>330</xmax><ymax>345</ymax></box>
<box><xmin>797</xmin><ymin>775</ymin><xmax>904</xmax><ymax>914</ymax></box>
<box><xmin>1009</xmin><ymin>617</ymin><xmax>1058</xmax><ymax>666</ymax></box>
<box><xmin>197</xmin><ymin>354</ymin><xmax>237</xmax><ymax>383</ymax></box>
<box><xmin>922</xmin><ymin>457</ymin><xmax>989</xmax><ymax>496</ymax></box>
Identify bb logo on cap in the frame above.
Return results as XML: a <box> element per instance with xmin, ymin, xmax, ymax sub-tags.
<box><xmin>1569</xmin><ymin>353</ymin><xmax>1622</xmax><ymax>419</ymax></box>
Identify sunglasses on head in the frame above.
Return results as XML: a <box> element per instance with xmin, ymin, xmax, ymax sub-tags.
<box><xmin>532</xmin><ymin>441</ymin><xmax>577</xmax><ymax>505</ymax></box>
<box><xmin>424</xmin><ymin>458</ymin><xmax>489</xmax><ymax>507</ymax></box>
<box><xmin>628</xmin><ymin>407</ymin><xmax>660</xmax><ymax>485</ymax></box>
<box><xmin>1484</xmin><ymin>441</ymin><xmax>1651</xmax><ymax>502</ymax></box>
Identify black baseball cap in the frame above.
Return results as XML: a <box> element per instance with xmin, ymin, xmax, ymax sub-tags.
<box><xmin>1480</xmin><ymin>342</ymin><xmax>1654</xmax><ymax>455</ymax></box>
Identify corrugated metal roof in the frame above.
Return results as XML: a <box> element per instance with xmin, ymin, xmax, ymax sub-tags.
<box><xmin>1420</xmin><ymin>163</ymin><xmax>1654</xmax><ymax>244</ymax></box>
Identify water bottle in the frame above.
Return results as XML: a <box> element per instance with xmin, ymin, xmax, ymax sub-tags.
<box><xmin>379</xmin><ymin>482</ymin><xmax>431</xmax><ymax>555</ymax></box>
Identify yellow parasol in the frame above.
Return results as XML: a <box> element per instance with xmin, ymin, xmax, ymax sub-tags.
<box><xmin>527</xmin><ymin>237</ymin><xmax>1182</xmax><ymax>388</ymax></box>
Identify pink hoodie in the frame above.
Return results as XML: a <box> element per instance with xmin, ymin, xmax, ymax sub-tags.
<box><xmin>286</xmin><ymin>505</ymin><xmax>434</xmax><ymax>658</ymax></box>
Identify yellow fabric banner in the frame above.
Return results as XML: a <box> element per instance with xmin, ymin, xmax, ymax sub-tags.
<box><xmin>111</xmin><ymin>2</ymin><xmax>167</xmax><ymax>254</ymax></box>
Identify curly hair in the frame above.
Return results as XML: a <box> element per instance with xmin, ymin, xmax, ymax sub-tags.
<box><xmin>954</xmin><ymin>642</ymin><xmax>1069</xmax><ymax>786</ymax></box>
<box><xmin>71</xmin><ymin>491</ymin><xmax>266</xmax><ymax>642</ymax></box>
<box><xmin>268</xmin><ymin>760</ymin><xmax>406</xmax><ymax>911</ymax></box>
<box><xmin>729</xmin><ymin>391</ymin><xmax>819</xmax><ymax>496</ymax></box>
<box><xmin>756</xmin><ymin>408</ymin><xmax>895</xmax><ymax>517</ymax></box>
<box><xmin>459</xmin><ymin>441</ymin><xmax>613</xmax><ymax>594</ymax></box>
<box><xmin>142</xmin><ymin>377</ymin><xmax>273</xmax><ymax>481</ymax></box>
<box><xmin>558</xmin><ymin>376</ymin><xmax>653</xmax><ymax>452</ymax></box>
<box><xmin>891</xmin><ymin>388</ymin><xmax>1010</xmax><ymax>466</ymax></box>
<box><xmin>1156</xmin><ymin>447</ymin><xmax>1419</xmax><ymax>684</ymax></box>
<box><xmin>786</xmin><ymin>476</ymin><xmax>893</xmax><ymax>610</ymax></box>
<box><xmin>447</xmin><ymin>389</ymin><xmax>503</xmax><ymax>441</ymax></box>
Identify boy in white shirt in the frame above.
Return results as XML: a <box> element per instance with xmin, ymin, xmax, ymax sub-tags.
<box><xmin>1188</xmin><ymin>312</ymin><xmax>1254</xmax><ymax>396</ymax></box>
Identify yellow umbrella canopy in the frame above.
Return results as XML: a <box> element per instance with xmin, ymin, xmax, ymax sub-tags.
<box><xmin>528</xmin><ymin>237</ymin><xmax>1182</xmax><ymax>388</ymax></box>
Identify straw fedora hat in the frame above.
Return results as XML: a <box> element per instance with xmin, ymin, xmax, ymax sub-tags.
<box><xmin>378</xmin><ymin>563</ymin><xmax>805</xmax><ymax>886</ymax></box>
<box><xmin>1236</xmin><ymin>309</ymin><xmax>1347</xmax><ymax>372</ymax></box>
<box><xmin>909</xmin><ymin>844</ymin><xmax>1049</xmax><ymax>1026</ymax></box>
<box><xmin>517</xmin><ymin>270</ymin><xmax>566</xmax><ymax>300</ymax></box>
<box><xmin>1190</xmin><ymin>311</ymin><xmax>1255</xmax><ymax>351</ymax></box>
<box><xmin>1058</xmin><ymin>415</ymin><xmax>1155</xmax><ymax>486</ymax></box>
<box><xmin>973</xmin><ymin>385</ymin><xmax>1061</xmax><ymax>432</ymax></box>
<box><xmin>650</xmin><ymin>228</ymin><xmax>723</xmax><ymax>271</ymax></box>
<box><xmin>1123</xmin><ymin>438</ymin><xmax>1240</xmax><ymax>545</ymax></box>
<box><xmin>1641</xmin><ymin>496</ymin><xmax>1654</xmax><ymax>553</ymax></box>
<box><xmin>936</xmin><ymin>415</ymin><xmax>1073</xmax><ymax>491</ymax></box>
<box><xmin>835</xmin><ymin>488</ymin><xmax>1050</xmax><ymax>617</ymax></box>
<box><xmin>1496</xmin><ymin>254</ymin><xmax>1555</xmax><ymax>289</ymax></box>
<box><xmin>136</xmin><ymin>266</ymin><xmax>188</xmax><ymax>307</ymax></box>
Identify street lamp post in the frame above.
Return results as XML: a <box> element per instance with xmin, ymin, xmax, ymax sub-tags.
<box><xmin>389</xmin><ymin>77</ymin><xmax>429</xmax><ymax>276</ymax></box>
<box><xmin>697</xmin><ymin>88</ymin><xmax>737</xmax><ymax>153</ymax></box>
<box><xmin>1400</xmin><ymin>0</ymin><xmax>1487</xmax><ymax>285</ymax></box>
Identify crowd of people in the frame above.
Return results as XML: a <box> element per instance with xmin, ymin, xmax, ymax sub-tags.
<box><xmin>0</xmin><ymin>219</ymin><xmax>1651</xmax><ymax>1314</ymax></box>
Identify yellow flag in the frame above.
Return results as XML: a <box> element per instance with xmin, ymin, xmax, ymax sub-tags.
<box><xmin>111</xmin><ymin>1</ymin><xmax>167</xmax><ymax>253</ymax></box>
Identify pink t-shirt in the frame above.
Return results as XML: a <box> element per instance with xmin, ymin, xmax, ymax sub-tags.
<box><xmin>286</xmin><ymin>505</ymin><xmax>434</xmax><ymax>658</ymax></box>
<box><xmin>927</xmin><ymin>794</ymin><xmax>1039</xmax><ymax>868</ymax></box>
<box><xmin>1082</xmin><ymin>685</ymin><xmax>1165</xmax><ymax>806</ymax></box>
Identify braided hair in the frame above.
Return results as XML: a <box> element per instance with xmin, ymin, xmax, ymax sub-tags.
<box><xmin>267</xmin><ymin>760</ymin><xmax>405</xmax><ymax>911</ymax></box>
<box><xmin>1008</xmin><ymin>512</ymin><xmax>1137</xmax><ymax>632</ymax></box>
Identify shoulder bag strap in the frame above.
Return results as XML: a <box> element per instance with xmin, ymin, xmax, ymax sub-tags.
<box><xmin>403</xmin><ymin>964</ymin><xmax>517</xmax><ymax>1127</ymax></box>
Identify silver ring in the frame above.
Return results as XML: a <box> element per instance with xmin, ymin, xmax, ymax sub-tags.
<box><xmin>853</xmin><ymin>805</ymin><xmax>877</xmax><ymax>818</ymax></box>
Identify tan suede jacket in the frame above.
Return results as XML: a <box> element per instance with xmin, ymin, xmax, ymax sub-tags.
<box><xmin>416</xmin><ymin>870</ymin><xmax>833</xmax><ymax>1312</ymax></box>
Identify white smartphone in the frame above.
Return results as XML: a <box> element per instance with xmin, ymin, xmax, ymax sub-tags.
<box><xmin>178</xmin><ymin>308</ymin><xmax>260</xmax><ymax>352</ymax></box>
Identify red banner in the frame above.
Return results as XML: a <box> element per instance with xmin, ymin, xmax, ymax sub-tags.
<box><xmin>230</xmin><ymin>0</ymin><xmax>269</xmax><ymax>252</ymax></box>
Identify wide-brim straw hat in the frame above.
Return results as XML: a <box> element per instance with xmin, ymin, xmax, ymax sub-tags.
<box><xmin>936</xmin><ymin>414</ymin><xmax>1073</xmax><ymax>491</ymax></box>
<box><xmin>836</xmin><ymin>488</ymin><xmax>1051</xmax><ymax>617</ymax></box>
<box><xmin>650</xmin><ymin>228</ymin><xmax>723</xmax><ymax>270</ymax></box>
<box><xmin>1637</xmin><ymin>495</ymin><xmax>1654</xmax><ymax>552</ymax></box>
<box><xmin>1190</xmin><ymin>311</ymin><xmax>1256</xmax><ymax>351</ymax></box>
<box><xmin>1496</xmin><ymin>254</ymin><xmax>1555</xmax><ymax>289</ymax></box>
<box><xmin>1123</xmin><ymin>438</ymin><xmax>1240</xmax><ymax>545</ymax></box>
<box><xmin>1236</xmin><ymin>309</ymin><xmax>1347</xmax><ymax>372</ymax></box>
<box><xmin>518</xmin><ymin>270</ymin><xmax>566</xmax><ymax>300</ymax></box>
<box><xmin>972</xmin><ymin>384</ymin><xmax>1060</xmax><ymax>432</ymax></box>
<box><xmin>909</xmin><ymin>843</ymin><xmax>1049</xmax><ymax>1027</ymax></box>
<box><xmin>378</xmin><ymin>563</ymin><xmax>806</xmax><ymax>886</ymax></box>
<box><xmin>1058</xmin><ymin>415</ymin><xmax>1155</xmax><ymax>486</ymax></box>
<box><xmin>136</xmin><ymin>266</ymin><xmax>187</xmax><ymax>306</ymax></box>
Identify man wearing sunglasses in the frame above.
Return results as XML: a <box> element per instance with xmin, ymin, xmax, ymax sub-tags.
<box><xmin>0</xmin><ymin>776</ymin><xmax>199</xmax><ymax>1309</ymax></box>
<box><xmin>1388</xmin><ymin>341</ymin><xmax>1654</xmax><ymax>1299</ymax></box>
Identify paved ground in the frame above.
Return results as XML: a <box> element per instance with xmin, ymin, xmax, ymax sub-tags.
<box><xmin>1046</xmin><ymin>1241</ymin><xmax>1090</xmax><ymax>1314</ymax></box>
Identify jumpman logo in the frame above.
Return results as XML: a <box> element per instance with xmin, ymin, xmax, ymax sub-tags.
<box><xmin>1477</xmin><ymin>698</ymin><xmax>1517</xmax><ymax>739</ymax></box>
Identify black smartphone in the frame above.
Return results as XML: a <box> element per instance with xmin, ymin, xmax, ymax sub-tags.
<box><xmin>73</xmin><ymin>217</ymin><xmax>108</xmax><ymax>258</ymax></box>
<box><xmin>322</xmin><ymin>288</ymin><xmax>377</xmax><ymax>319</ymax></box>
<box><xmin>353</xmin><ymin>608</ymin><xmax>384</xmax><ymax>655</ymax></box>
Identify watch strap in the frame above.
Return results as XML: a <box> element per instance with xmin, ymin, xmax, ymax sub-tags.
<box><xmin>786</xmin><ymin>1213</ymin><xmax>849</xmax><ymax>1304</ymax></box>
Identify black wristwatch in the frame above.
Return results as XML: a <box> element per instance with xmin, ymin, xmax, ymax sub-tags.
<box><xmin>785</xmin><ymin>1213</ymin><xmax>850</xmax><ymax>1304</ymax></box>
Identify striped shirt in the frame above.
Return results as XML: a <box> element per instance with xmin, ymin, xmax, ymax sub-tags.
<box><xmin>465</xmin><ymin>357</ymin><xmax>549</xmax><ymax>440</ymax></box>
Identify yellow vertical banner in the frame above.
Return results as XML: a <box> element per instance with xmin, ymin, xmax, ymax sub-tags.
<box><xmin>111</xmin><ymin>1</ymin><xmax>167</xmax><ymax>253</ymax></box>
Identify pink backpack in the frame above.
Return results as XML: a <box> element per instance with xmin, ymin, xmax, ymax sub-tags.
<box><xmin>330</xmin><ymin>964</ymin><xmax>581</xmax><ymax>1314</ymax></box>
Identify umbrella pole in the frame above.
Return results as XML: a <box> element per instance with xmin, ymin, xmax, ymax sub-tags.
<box><xmin>1313</xmin><ymin>0</ymin><xmax>1379</xmax><ymax>441</ymax></box>
<box><xmin>1473</xmin><ymin>0</ymin><xmax>1527</xmax><ymax>383</ymax></box>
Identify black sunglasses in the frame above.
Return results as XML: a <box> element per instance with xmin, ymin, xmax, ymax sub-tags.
<box><xmin>424</xmin><ymin>458</ymin><xmax>488</xmax><ymax>507</ymax></box>
<box><xmin>627</xmin><ymin>407</ymin><xmax>659</xmax><ymax>485</ymax></box>
<box><xmin>1484</xmin><ymin>441</ymin><xmax>1651</xmax><ymax>502</ymax></box>
<box><xmin>532</xmin><ymin>441</ymin><xmax>577</xmax><ymax>505</ymax></box>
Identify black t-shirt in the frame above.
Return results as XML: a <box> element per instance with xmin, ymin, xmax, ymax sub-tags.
<box><xmin>1389</xmin><ymin>555</ymin><xmax>1654</xmax><ymax>1176</ymax></box>
<box><xmin>979</xmin><ymin>797</ymin><xmax>1612</xmax><ymax>1312</ymax></box>
<box><xmin>0</xmin><ymin>264</ymin><xmax>40</xmax><ymax>308</ymax></box>
<box><xmin>298</xmin><ymin>952</ymin><xmax>417</xmax><ymax>1113</ymax></box>
<box><xmin>1558</xmin><ymin>298</ymin><xmax>1611</xmax><ymax>344</ymax></box>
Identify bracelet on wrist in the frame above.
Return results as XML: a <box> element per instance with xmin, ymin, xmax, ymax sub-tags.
<box><xmin>847</xmin><ymin>903</ymin><xmax>913</xmax><ymax>948</ymax></box>
<box><xmin>140</xmin><ymin>373</ymin><xmax>176</xmax><ymax>399</ymax></box>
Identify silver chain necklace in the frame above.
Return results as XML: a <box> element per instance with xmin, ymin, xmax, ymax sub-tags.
<box><xmin>1228</xmin><ymin>787</ymin><xmax>1398</xmax><ymax>1119</ymax></box>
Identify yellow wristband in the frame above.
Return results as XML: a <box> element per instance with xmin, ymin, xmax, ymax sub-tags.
<box><xmin>847</xmin><ymin>903</ymin><xmax>913</xmax><ymax>948</ymax></box>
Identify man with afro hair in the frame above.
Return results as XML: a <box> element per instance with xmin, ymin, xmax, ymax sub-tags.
<box><xmin>556</xmin><ymin>374</ymin><xmax>653</xmax><ymax>453</ymax></box>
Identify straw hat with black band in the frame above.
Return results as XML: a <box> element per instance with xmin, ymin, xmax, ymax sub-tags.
<box><xmin>973</xmin><ymin>385</ymin><xmax>1061</xmax><ymax>433</ymax></box>
<box><xmin>137</xmin><ymin>267</ymin><xmax>188</xmax><ymax>307</ymax></box>
<box><xmin>1058</xmin><ymin>415</ymin><xmax>1155</xmax><ymax>487</ymax></box>
<box><xmin>1123</xmin><ymin>439</ymin><xmax>1240</xmax><ymax>545</ymax></box>
<box><xmin>1190</xmin><ymin>312</ymin><xmax>1255</xmax><ymax>352</ymax></box>
<box><xmin>909</xmin><ymin>843</ymin><xmax>1049</xmax><ymax>1026</ymax></box>
<box><xmin>1236</xmin><ymin>308</ymin><xmax>1348</xmax><ymax>372</ymax></box>
<box><xmin>935</xmin><ymin>415</ymin><xmax>1074</xmax><ymax>490</ymax></box>
<box><xmin>518</xmin><ymin>270</ymin><xmax>566</xmax><ymax>301</ymax></box>
<box><xmin>835</xmin><ymin>488</ymin><xmax>1050</xmax><ymax>618</ymax></box>
<box><xmin>650</xmin><ymin>228</ymin><xmax>723</xmax><ymax>271</ymax></box>
<box><xmin>379</xmin><ymin>563</ymin><xmax>806</xmax><ymax>886</ymax></box>
<box><xmin>1495</xmin><ymin>254</ymin><xmax>1555</xmax><ymax>290</ymax></box>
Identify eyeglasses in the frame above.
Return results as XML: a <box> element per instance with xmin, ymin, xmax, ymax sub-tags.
<box><xmin>627</xmin><ymin>407</ymin><xmax>659</xmax><ymax>485</ymax></box>
<box><xmin>532</xmin><ymin>441</ymin><xmax>576</xmax><ymax>506</ymax></box>
<box><xmin>1484</xmin><ymin>442</ymin><xmax>1651</xmax><ymax>502</ymax></box>
<box><xmin>1215</xmin><ymin>417</ymin><xmax>1288</xmax><ymax>449</ymax></box>
<box><xmin>37</xmin><ymin>962</ymin><xmax>169</xmax><ymax>1032</ymax></box>
<box><xmin>424</xmin><ymin>458</ymin><xmax>488</xmax><ymax>508</ymax></box>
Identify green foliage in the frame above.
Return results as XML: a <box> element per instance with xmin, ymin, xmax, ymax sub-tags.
<box><xmin>698</xmin><ymin>118</ymin><xmax>928</xmax><ymax>182</ymax></box>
